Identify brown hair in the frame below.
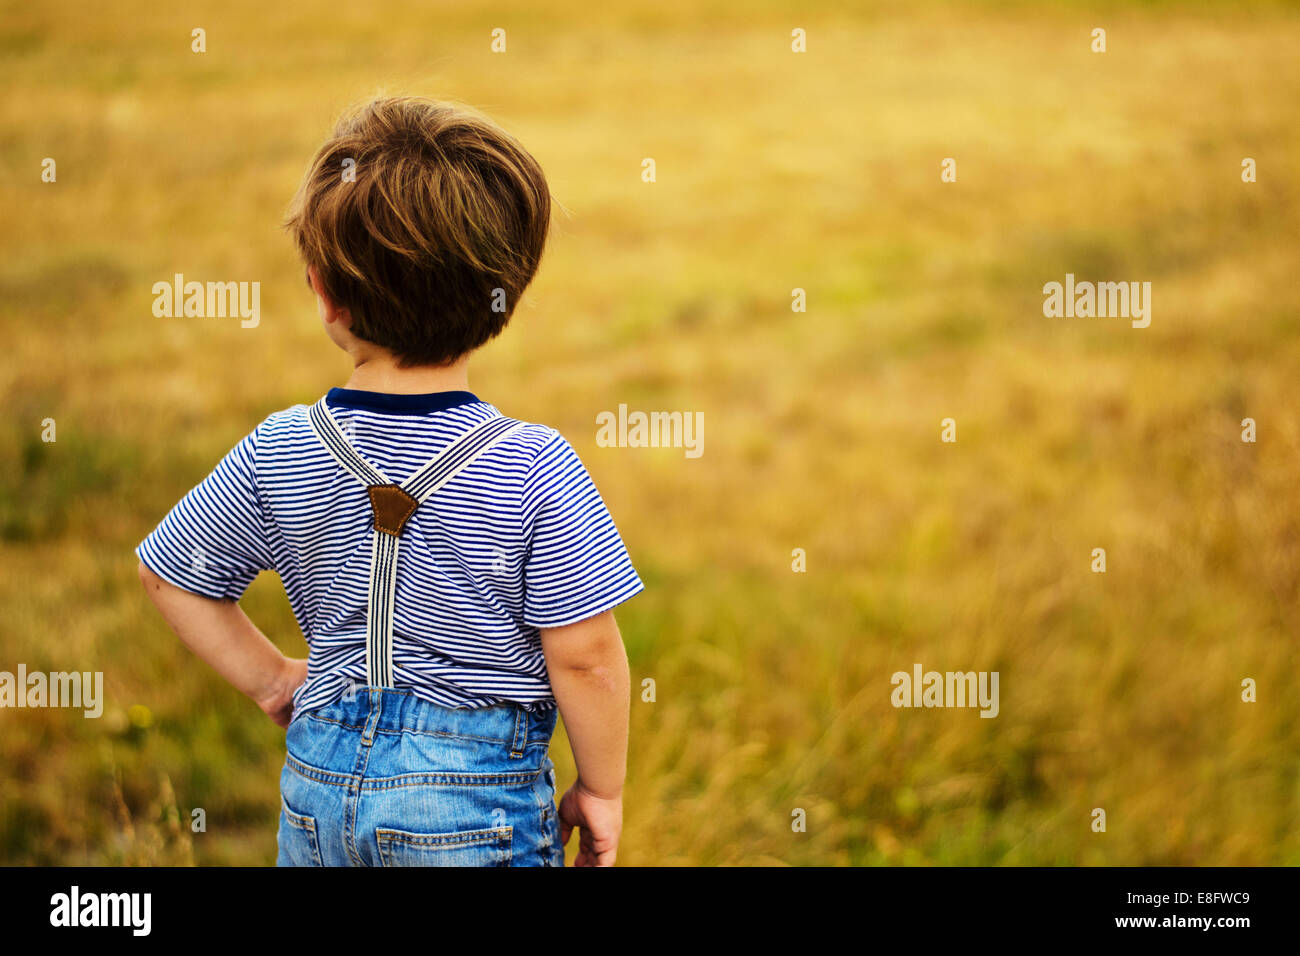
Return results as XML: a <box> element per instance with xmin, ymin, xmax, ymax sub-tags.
<box><xmin>285</xmin><ymin>96</ymin><xmax>551</xmax><ymax>366</ymax></box>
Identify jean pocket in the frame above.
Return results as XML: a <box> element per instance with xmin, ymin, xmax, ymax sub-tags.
<box><xmin>277</xmin><ymin>795</ymin><xmax>324</xmax><ymax>867</ymax></box>
<box><xmin>376</xmin><ymin>826</ymin><xmax>512</xmax><ymax>867</ymax></box>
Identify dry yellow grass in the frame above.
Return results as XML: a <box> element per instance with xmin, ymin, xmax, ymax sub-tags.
<box><xmin>1</xmin><ymin>0</ymin><xmax>1297</xmax><ymax>864</ymax></box>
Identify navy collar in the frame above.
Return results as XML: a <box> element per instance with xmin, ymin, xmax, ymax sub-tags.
<box><xmin>325</xmin><ymin>387</ymin><xmax>481</xmax><ymax>415</ymax></box>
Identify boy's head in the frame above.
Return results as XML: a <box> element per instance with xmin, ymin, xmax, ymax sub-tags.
<box><xmin>285</xmin><ymin>96</ymin><xmax>551</xmax><ymax>367</ymax></box>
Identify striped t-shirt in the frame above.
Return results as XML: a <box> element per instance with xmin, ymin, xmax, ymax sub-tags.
<box><xmin>135</xmin><ymin>388</ymin><xmax>644</xmax><ymax>719</ymax></box>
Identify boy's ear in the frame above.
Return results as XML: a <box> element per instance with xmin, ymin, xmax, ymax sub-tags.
<box><xmin>307</xmin><ymin>266</ymin><xmax>352</xmax><ymax>327</ymax></box>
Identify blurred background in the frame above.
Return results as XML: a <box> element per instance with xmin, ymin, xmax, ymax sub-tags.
<box><xmin>1</xmin><ymin>0</ymin><xmax>1298</xmax><ymax>865</ymax></box>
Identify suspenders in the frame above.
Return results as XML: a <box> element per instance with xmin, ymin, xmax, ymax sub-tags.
<box><xmin>307</xmin><ymin>398</ymin><xmax>525</xmax><ymax>688</ymax></box>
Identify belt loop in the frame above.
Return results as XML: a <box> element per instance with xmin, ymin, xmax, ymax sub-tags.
<box><xmin>361</xmin><ymin>689</ymin><xmax>381</xmax><ymax>747</ymax></box>
<box><xmin>509</xmin><ymin>707</ymin><xmax>526</xmax><ymax>759</ymax></box>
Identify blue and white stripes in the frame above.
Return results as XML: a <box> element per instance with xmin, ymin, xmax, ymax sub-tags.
<box><xmin>136</xmin><ymin>388</ymin><xmax>644</xmax><ymax>719</ymax></box>
<box><xmin>307</xmin><ymin>396</ymin><xmax>526</xmax><ymax>689</ymax></box>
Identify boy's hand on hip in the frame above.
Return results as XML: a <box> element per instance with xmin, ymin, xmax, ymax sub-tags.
<box><xmin>138</xmin><ymin>564</ymin><xmax>311</xmax><ymax>730</ymax></box>
<box><xmin>256</xmin><ymin>657</ymin><xmax>308</xmax><ymax>729</ymax></box>
<box><xmin>558</xmin><ymin>781</ymin><xmax>622</xmax><ymax>866</ymax></box>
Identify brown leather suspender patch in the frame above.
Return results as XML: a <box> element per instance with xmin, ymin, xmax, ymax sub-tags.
<box><xmin>367</xmin><ymin>484</ymin><xmax>420</xmax><ymax>537</ymax></box>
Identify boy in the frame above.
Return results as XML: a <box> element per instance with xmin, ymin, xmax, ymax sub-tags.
<box><xmin>136</xmin><ymin>96</ymin><xmax>642</xmax><ymax>867</ymax></box>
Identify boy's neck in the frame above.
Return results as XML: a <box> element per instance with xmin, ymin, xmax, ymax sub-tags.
<box><xmin>342</xmin><ymin>352</ymin><xmax>470</xmax><ymax>395</ymax></box>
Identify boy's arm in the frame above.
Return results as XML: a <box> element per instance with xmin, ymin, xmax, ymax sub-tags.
<box><xmin>540</xmin><ymin>609</ymin><xmax>630</xmax><ymax>866</ymax></box>
<box><xmin>138</xmin><ymin>562</ymin><xmax>306</xmax><ymax>727</ymax></box>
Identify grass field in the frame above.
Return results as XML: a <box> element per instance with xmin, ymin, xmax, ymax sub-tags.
<box><xmin>1</xmin><ymin>0</ymin><xmax>1298</xmax><ymax>865</ymax></box>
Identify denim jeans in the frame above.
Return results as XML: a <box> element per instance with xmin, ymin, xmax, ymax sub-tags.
<box><xmin>276</xmin><ymin>687</ymin><xmax>564</xmax><ymax>866</ymax></box>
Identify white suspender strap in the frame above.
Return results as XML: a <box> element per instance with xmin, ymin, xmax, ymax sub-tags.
<box><xmin>308</xmin><ymin>401</ymin><xmax>387</xmax><ymax>486</ymax></box>
<box><xmin>307</xmin><ymin>398</ymin><xmax>526</xmax><ymax>688</ymax></box>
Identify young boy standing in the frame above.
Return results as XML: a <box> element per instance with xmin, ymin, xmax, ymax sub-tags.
<box><xmin>136</xmin><ymin>97</ymin><xmax>642</xmax><ymax>867</ymax></box>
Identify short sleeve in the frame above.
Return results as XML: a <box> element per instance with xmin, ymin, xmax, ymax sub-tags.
<box><xmin>521</xmin><ymin>431</ymin><xmax>644</xmax><ymax>628</ymax></box>
<box><xmin>135</xmin><ymin>426</ymin><xmax>273</xmax><ymax>600</ymax></box>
